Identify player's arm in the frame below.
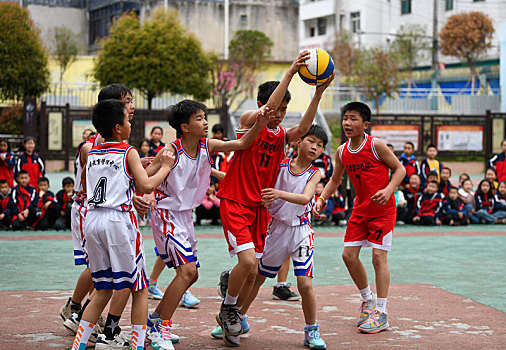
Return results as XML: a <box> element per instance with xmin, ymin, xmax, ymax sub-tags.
<box><xmin>211</xmin><ymin>168</ymin><xmax>226</xmax><ymax>180</ymax></box>
<box><xmin>371</xmin><ymin>139</ymin><xmax>406</xmax><ymax>205</ymax></box>
<box><xmin>261</xmin><ymin>172</ymin><xmax>322</xmax><ymax>207</ymax></box>
<box><xmin>239</xmin><ymin>51</ymin><xmax>310</xmax><ymax>128</ymax></box>
<box><xmin>286</xmin><ymin>73</ymin><xmax>335</xmax><ymax>144</ymax></box>
<box><xmin>209</xmin><ymin>106</ymin><xmax>275</xmax><ymax>153</ymax></box>
<box><xmin>128</xmin><ymin>148</ymin><xmax>175</xmax><ymax>194</ymax></box>
<box><xmin>144</xmin><ymin>145</ymin><xmax>175</xmax><ymax>177</ymax></box>
<box><xmin>79</xmin><ymin>142</ymin><xmax>93</xmax><ymax>194</ymax></box>
<box><xmin>314</xmin><ymin>146</ymin><xmax>344</xmax><ymax>215</ymax></box>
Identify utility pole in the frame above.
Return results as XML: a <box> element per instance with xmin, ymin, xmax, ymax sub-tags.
<box><xmin>430</xmin><ymin>0</ymin><xmax>440</xmax><ymax>111</ymax></box>
<box><xmin>224</xmin><ymin>0</ymin><xmax>229</xmax><ymax>60</ymax></box>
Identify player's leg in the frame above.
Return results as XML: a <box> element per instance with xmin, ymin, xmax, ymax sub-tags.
<box><xmin>358</xmin><ymin>214</ymin><xmax>393</xmax><ymax>334</ymax></box>
<box><xmin>130</xmin><ymin>288</ymin><xmax>149</xmax><ymax>350</ymax></box>
<box><xmin>101</xmin><ymin>288</ymin><xmax>131</xmax><ymax>341</ymax></box>
<box><xmin>273</xmin><ymin>256</ymin><xmax>301</xmax><ymax>301</ymax></box>
<box><xmin>148</xmin><ymin>255</ymin><xmax>165</xmax><ymax>300</ymax></box>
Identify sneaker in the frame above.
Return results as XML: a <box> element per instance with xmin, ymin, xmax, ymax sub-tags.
<box><xmin>95</xmin><ymin>333</ymin><xmax>130</xmax><ymax>349</ymax></box>
<box><xmin>357</xmin><ymin>295</ymin><xmax>376</xmax><ymax>326</ymax></box>
<box><xmin>149</xmin><ymin>320</ymin><xmax>175</xmax><ymax>350</ymax></box>
<box><xmin>223</xmin><ymin>333</ymin><xmax>240</xmax><ymax>347</ymax></box>
<box><xmin>148</xmin><ymin>281</ymin><xmax>164</xmax><ymax>300</ymax></box>
<box><xmin>358</xmin><ymin>310</ymin><xmax>389</xmax><ymax>333</ymax></box>
<box><xmin>148</xmin><ymin>319</ymin><xmax>179</xmax><ymax>344</ymax></box>
<box><xmin>216</xmin><ymin>302</ymin><xmax>242</xmax><ymax>335</ymax></box>
<box><xmin>272</xmin><ymin>284</ymin><xmax>301</xmax><ymax>301</ymax></box>
<box><xmin>180</xmin><ymin>290</ymin><xmax>200</xmax><ymax>308</ymax></box>
<box><xmin>211</xmin><ymin>315</ymin><xmax>250</xmax><ymax>339</ymax></box>
<box><xmin>338</xmin><ymin>220</ymin><xmax>347</xmax><ymax>226</ymax></box>
<box><xmin>217</xmin><ymin>270</ymin><xmax>230</xmax><ymax>298</ymax></box>
<box><xmin>60</xmin><ymin>297</ymin><xmax>73</xmax><ymax>320</ymax></box>
<box><xmin>304</xmin><ymin>324</ymin><xmax>326</xmax><ymax>349</ymax></box>
<box><xmin>63</xmin><ymin>312</ymin><xmax>79</xmax><ymax>334</ymax></box>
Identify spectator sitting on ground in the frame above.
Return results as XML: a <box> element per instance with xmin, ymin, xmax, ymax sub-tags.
<box><xmin>330</xmin><ymin>187</ymin><xmax>347</xmax><ymax>226</ymax></box>
<box><xmin>403</xmin><ymin>173</ymin><xmax>423</xmax><ymax>224</ymax></box>
<box><xmin>474</xmin><ymin>179</ymin><xmax>497</xmax><ymax>224</ymax></box>
<box><xmin>458</xmin><ymin>173</ymin><xmax>470</xmax><ymax>187</ymax></box>
<box><xmin>394</xmin><ymin>185</ymin><xmax>408</xmax><ymax>225</ymax></box>
<box><xmin>493</xmin><ymin>181</ymin><xmax>506</xmax><ymax>224</ymax></box>
<box><xmin>441</xmin><ymin>187</ymin><xmax>468</xmax><ymax>226</ymax></box>
<box><xmin>195</xmin><ymin>180</ymin><xmax>221</xmax><ymax>225</ymax></box>
<box><xmin>54</xmin><ymin>177</ymin><xmax>75</xmax><ymax>230</ymax></box>
<box><xmin>439</xmin><ymin>167</ymin><xmax>454</xmax><ymax>197</ymax></box>
<box><xmin>487</xmin><ymin>139</ymin><xmax>506</xmax><ymax>182</ymax></box>
<box><xmin>485</xmin><ymin>168</ymin><xmax>498</xmax><ymax>194</ymax></box>
<box><xmin>413</xmin><ymin>180</ymin><xmax>443</xmax><ymax>226</ymax></box>
<box><xmin>313</xmin><ymin>181</ymin><xmax>333</xmax><ymax>225</ymax></box>
<box><xmin>458</xmin><ymin>178</ymin><xmax>478</xmax><ymax>224</ymax></box>
<box><xmin>0</xmin><ymin>179</ymin><xmax>13</xmax><ymax>230</ymax></box>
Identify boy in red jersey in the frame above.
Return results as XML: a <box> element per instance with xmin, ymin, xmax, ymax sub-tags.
<box><xmin>215</xmin><ymin>51</ymin><xmax>334</xmax><ymax>345</ymax></box>
<box><xmin>314</xmin><ymin>102</ymin><xmax>405</xmax><ymax>334</ymax></box>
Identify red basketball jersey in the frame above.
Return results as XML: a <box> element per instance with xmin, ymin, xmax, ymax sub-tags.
<box><xmin>340</xmin><ymin>133</ymin><xmax>396</xmax><ymax>217</ymax></box>
<box><xmin>217</xmin><ymin>125</ymin><xmax>287</xmax><ymax>206</ymax></box>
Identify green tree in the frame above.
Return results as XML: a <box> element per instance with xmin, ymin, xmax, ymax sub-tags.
<box><xmin>439</xmin><ymin>11</ymin><xmax>494</xmax><ymax>93</ymax></box>
<box><xmin>391</xmin><ymin>24</ymin><xmax>430</xmax><ymax>96</ymax></box>
<box><xmin>52</xmin><ymin>26</ymin><xmax>81</xmax><ymax>83</ymax></box>
<box><xmin>0</xmin><ymin>3</ymin><xmax>49</xmax><ymax>101</ymax></box>
<box><xmin>211</xmin><ymin>30</ymin><xmax>273</xmax><ymax>108</ymax></box>
<box><xmin>93</xmin><ymin>9</ymin><xmax>212</xmax><ymax>109</ymax></box>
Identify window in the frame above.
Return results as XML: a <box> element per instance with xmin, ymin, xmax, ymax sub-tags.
<box><xmin>339</xmin><ymin>14</ymin><xmax>345</xmax><ymax>31</ymax></box>
<box><xmin>445</xmin><ymin>0</ymin><xmax>453</xmax><ymax>10</ymax></box>
<box><xmin>401</xmin><ymin>0</ymin><xmax>411</xmax><ymax>14</ymax></box>
<box><xmin>240</xmin><ymin>14</ymin><xmax>248</xmax><ymax>26</ymax></box>
<box><xmin>317</xmin><ymin>17</ymin><xmax>327</xmax><ymax>36</ymax></box>
<box><xmin>350</xmin><ymin>12</ymin><xmax>360</xmax><ymax>33</ymax></box>
<box><xmin>309</xmin><ymin>27</ymin><xmax>315</xmax><ymax>37</ymax></box>
<box><xmin>473</xmin><ymin>0</ymin><xmax>485</xmax><ymax>2</ymax></box>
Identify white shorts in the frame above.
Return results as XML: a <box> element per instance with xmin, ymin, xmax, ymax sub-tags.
<box><xmin>151</xmin><ymin>208</ymin><xmax>199</xmax><ymax>269</ymax></box>
<box><xmin>71</xmin><ymin>204</ymin><xmax>88</xmax><ymax>266</ymax></box>
<box><xmin>259</xmin><ymin>220</ymin><xmax>315</xmax><ymax>278</ymax></box>
<box><xmin>85</xmin><ymin>209</ymin><xmax>148</xmax><ymax>291</ymax></box>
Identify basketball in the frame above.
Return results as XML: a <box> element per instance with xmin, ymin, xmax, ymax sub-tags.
<box><xmin>298</xmin><ymin>48</ymin><xmax>335</xmax><ymax>86</ymax></box>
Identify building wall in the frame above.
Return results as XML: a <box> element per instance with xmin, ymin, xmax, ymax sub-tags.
<box><xmin>142</xmin><ymin>0</ymin><xmax>299</xmax><ymax>62</ymax></box>
<box><xmin>27</xmin><ymin>4</ymin><xmax>88</xmax><ymax>55</ymax></box>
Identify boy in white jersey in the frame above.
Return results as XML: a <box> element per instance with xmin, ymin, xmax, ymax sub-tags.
<box><xmin>72</xmin><ymin>99</ymin><xmax>175</xmax><ymax>350</ymax></box>
<box><xmin>141</xmin><ymin>99</ymin><xmax>275</xmax><ymax>348</ymax></box>
<box><xmin>234</xmin><ymin>125</ymin><xmax>327</xmax><ymax>349</ymax></box>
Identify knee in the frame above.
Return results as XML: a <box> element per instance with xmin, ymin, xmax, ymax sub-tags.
<box><xmin>342</xmin><ymin>250</ymin><xmax>358</xmax><ymax>265</ymax></box>
<box><xmin>240</xmin><ymin>257</ymin><xmax>258</xmax><ymax>273</ymax></box>
<box><xmin>297</xmin><ymin>279</ymin><xmax>312</xmax><ymax>297</ymax></box>
<box><xmin>178</xmin><ymin>265</ymin><xmax>198</xmax><ymax>283</ymax></box>
<box><xmin>372</xmin><ymin>250</ymin><xmax>387</xmax><ymax>269</ymax></box>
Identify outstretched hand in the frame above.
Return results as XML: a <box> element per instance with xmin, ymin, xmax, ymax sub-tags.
<box><xmin>315</xmin><ymin>72</ymin><xmax>335</xmax><ymax>94</ymax></box>
<box><xmin>256</xmin><ymin>105</ymin><xmax>277</xmax><ymax>126</ymax></box>
<box><xmin>288</xmin><ymin>50</ymin><xmax>310</xmax><ymax>75</ymax></box>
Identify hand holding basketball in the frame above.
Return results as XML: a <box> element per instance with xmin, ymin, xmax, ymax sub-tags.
<box><xmin>288</xmin><ymin>50</ymin><xmax>310</xmax><ymax>75</ymax></box>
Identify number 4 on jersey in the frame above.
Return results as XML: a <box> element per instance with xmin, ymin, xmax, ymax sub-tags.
<box><xmin>89</xmin><ymin>177</ymin><xmax>107</xmax><ymax>206</ymax></box>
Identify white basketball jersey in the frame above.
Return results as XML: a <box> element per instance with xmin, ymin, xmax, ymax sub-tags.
<box><xmin>156</xmin><ymin>138</ymin><xmax>213</xmax><ymax>211</ymax></box>
<box><xmin>86</xmin><ymin>141</ymin><xmax>135</xmax><ymax>212</ymax></box>
<box><xmin>73</xmin><ymin>133</ymin><xmax>102</xmax><ymax>208</ymax></box>
<box><xmin>268</xmin><ymin>159</ymin><xmax>319</xmax><ymax>226</ymax></box>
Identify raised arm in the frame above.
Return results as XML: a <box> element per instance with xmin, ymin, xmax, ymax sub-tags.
<box><xmin>314</xmin><ymin>146</ymin><xmax>344</xmax><ymax>214</ymax></box>
<box><xmin>240</xmin><ymin>51</ymin><xmax>310</xmax><ymax>129</ymax></box>
<box><xmin>261</xmin><ymin>171</ymin><xmax>322</xmax><ymax>207</ymax></box>
<box><xmin>144</xmin><ymin>144</ymin><xmax>176</xmax><ymax>177</ymax></box>
<box><xmin>128</xmin><ymin>148</ymin><xmax>175</xmax><ymax>194</ymax></box>
<box><xmin>286</xmin><ymin>73</ymin><xmax>335</xmax><ymax>144</ymax></box>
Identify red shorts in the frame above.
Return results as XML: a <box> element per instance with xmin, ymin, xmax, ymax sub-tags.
<box><xmin>344</xmin><ymin>212</ymin><xmax>396</xmax><ymax>251</ymax></box>
<box><xmin>220</xmin><ymin>199</ymin><xmax>269</xmax><ymax>257</ymax></box>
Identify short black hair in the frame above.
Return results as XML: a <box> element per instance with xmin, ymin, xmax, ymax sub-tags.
<box><xmin>38</xmin><ymin>176</ymin><xmax>49</xmax><ymax>185</ymax></box>
<box><xmin>257</xmin><ymin>81</ymin><xmax>291</xmax><ymax>105</ymax></box>
<box><xmin>0</xmin><ymin>179</ymin><xmax>8</xmax><ymax>186</ymax></box>
<box><xmin>139</xmin><ymin>138</ymin><xmax>150</xmax><ymax>148</ymax></box>
<box><xmin>426</xmin><ymin>144</ymin><xmax>437</xmax><ymax>151</ymax></box>
<box><xmin>387</xmin><ymin>143</ymin><xmax>394</xmax><ymax>149</ymax></box>
<box><xmin>405</xmin><ymin>141</ymin><xmax>415</xmax><ymax>149</ymax></box>
<box><xmin>409</xmin><ymin>173</ymin><xmax>421</xmax><ymax>180</ymax></box>
<box><xmin>92</xmin><ymin>99</ymin><xmax>126</xmax><ymax>138</ymax></box>
<box><xmin>151</xmin><ymin>126</ymin><xmax>163</xmax><ymax>135</ymax></box>
<box><xmin>98</xmin><ymin>83</ymin><xmax>132</xmax><ymax>102</ymax></box>
<box><xmin>168</xmin><ymin>99</ymin><xmax>207</xmax><ymax>135</ymax></box>
<box><xmin>62</xmin><ymin>177</ymin><xmax>74</xmax><ymax>187</ymax></box>
<box><xmin>23</xmin><ymin>137</ymin><xmax>35</xmax><ymax>145</ymax></box>
<box><xmin>302</xmin><ymin>124</ymin><xmax>328</xmax><ymax>147</ymax></box>
<box><xmin>342</xmin><ymin>102</ymin><xmax>372</xmax><ymax>122</ymax></box>
<box><xmin>17</xmin><ymin>169</ymin><xmax>29</xmax><ymax>177</ymax></box>
<box><xmin>428</xmin><ymin>180</ymin><xmax>439</xmax><ymax>186</ymax></box>
<box><xmin>448</xmin><ymin>186</ymin><xmax>458</xmax><ymax>192</ymax></box>
<box><xmin>212</xmin><ymin>123</ymin><xmax>224</xmax><ymax>134</ymax></box>
<box><xmin>427</xmin><ymin>170</ymin><xmax>438</xmax><ymax>178</ymax></box>
<box><xmin>442</xmin><ymin>167</ymin><xmax>452</xmax><ymax>175</ymax></box>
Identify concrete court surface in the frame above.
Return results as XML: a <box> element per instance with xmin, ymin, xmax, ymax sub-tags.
<box><xmin>1</xmin><ymin>224</ymin><xmax>505</xmax><ymax>349</ymax></box>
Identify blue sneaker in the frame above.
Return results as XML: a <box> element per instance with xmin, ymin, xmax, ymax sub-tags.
<box><xmin>148</xmin><ymin>319</ymin><xmax>180</xmax><ymax>344</ymax></box>
<box><xmin>357</xmin><ymin>295</ymin><xmax>376</xmax><ymax>326</ymax></box>
<box><xmin>304</xmin><ymin>324</ymin><xmax>326</xmax><ymax>349</ymax></box>
<box><xmin>180</xmin><ymin>290</ymin><xmax>200</xmax><ymax>308</ymax></box>
<box><xmin>210</xmin><ymin>315</ymin><xmax>249</xmax><ymax>339</ymax></box>
<box><xmin>148</xmin><ymin>281</ymin><xmax>164</xmax><ymax>300</ymax></box>
<box><xmin>358</xmin><ymin>310</ymin><xmax>389</xmax><ymax>333</ymax></box>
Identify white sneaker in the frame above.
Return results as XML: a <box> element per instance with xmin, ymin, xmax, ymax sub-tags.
<box><xmin>63</xmin><ymin>313</ymin><xmax>79</xmax><ymax>334</ymax></box>
<box><xmin>95</xmin><ymin>334</ymin><xmax>130</xmax><ymax>349</ymax></box>
<box><xmin>149</xmin><ymin>320</ymin><xmax>176</xmax><ymax>349</ymax></box>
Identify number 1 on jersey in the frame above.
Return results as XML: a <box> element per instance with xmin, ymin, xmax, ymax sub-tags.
<box><xmin>259</xmin><ymin>153</ymin><xmax>271</xmax><ymax>168</ymax></box>
<box><xmin>355</xmin><ymin>174</ymin><xmax>361</xmax><ymax>185</ymax></box>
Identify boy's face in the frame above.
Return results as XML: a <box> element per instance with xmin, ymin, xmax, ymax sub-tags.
<box><xmin>409</xmin><ymin>175</ymin><xmax>421</xmax><ymax>188</ymax></box>
<box><xmin>266</xmin><ymin>100</ymin><xmax>288</xmax><ymax>129</ymax></box>
<box><xmin>117</xmin><ymin>109</ymin><xmax>131</xmax><ymax>140</ymax></box>
<box><xmin>25</xmin><ymin>140</ymin><xmax>35</xmax><ymax>153</ymax></box>
<box><xmin>18</xmin><ymin>174</ymin><xmax>29</xmax><ymax>187</ymax></box>
<box><xmin>121</xmin><ymin>93</ymin><xmax>134</xmax><ymax>120</ymax></box>
<box><xmin>448</xmin><ymin>188</ymin><xmax>458</xmax><ymax>200</ymax></box>
<box><xmin>404</xmin><ymin>143</ymin><xmax>414</xmax><ymax>156</ymax></box>
<box><xmin>63</xmin><ymin>183</ymin><xmax>74</xmax><ymax>194</ymax></box>
<box><xmin>298</xmin><ymin>134</ymin><xmax>325</xmax><ymax>162</ymax></box>
<box><xmin>342</xmin><ymin>110</ymin><xmax>369</xmax><ymax>139</ymax></box>
<box><xmin>0</xmin><ymin>183</ymin><xmax>9</xmax><ymax>195</ymax></box>
<box><xmin>441</xmin><ymin>169</ymin><xmax>451</xmax><ymax>181</ymax></box>
<box><xmin>426</xmin><ymin>147</ymin><xmax>437</xmax><ymax>159</ymax></box>
<box><xmin>0</xmin><ymin>142</ymin><xmax>8</xmax><ymax>153</ymax></box>
<box><xmin>184</xmin><ymin>110</ymin><xmax>208</xmax><ymax>137</ymax></box>
<box><xmin>38</xmin><ymin>181</ymin><xmax>49</xmax><ymax>192</ymax></box>
<box><xmin>427</xmin><ymin>182</ymin><xmax>438</xmax><ymax>194</ymax></box>
<box><xmin>428</xmin><ymin>175</ymin><xmax>438</xmax><ymax>183</ymax></box>
<box><xmin>315</xmin><ymin>183</ymin><xmax>324</xmax><ymax>195</ymax></box>
<box><xmin>82</xmin><ymin>130</ymin><xmax>92</xmax><ymax>141</ymax></box>
<box><xmin>151</xmin><ymin>129</ymin><xmax>163</xmax><ymax>143</ymax></box>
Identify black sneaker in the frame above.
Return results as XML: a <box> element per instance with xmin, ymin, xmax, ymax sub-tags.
<box><xmin>217</xmin><ymin>270</ymin><xmax>230</xmax><ymax>298</ymax></box>
<box><xmin>272</xmin><ymin>284</ymin><xmax>301</xmax><ymax>301</ymax></box>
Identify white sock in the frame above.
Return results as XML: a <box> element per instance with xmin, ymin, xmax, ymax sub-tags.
<box><xmin>376</xmin><ymin>298</ymin><xmax>387</xmax><ymax>313</ymax></box>
<box><xmin>276</xmin><ymin>281</ymin><xmax>287</xmax><ymax>287</ymax></box>
<box><xmin>359</xmin><ymin>286</ymin><xmax>373</xmax><ymax>301</ymax></box>
<box><xmin>72</xmin><ymin>320</ymin><xmax>94</xmax><ymax>349</ymax></box>
<box><xmin>131</xmin><ymin>325</ymin><xmax>147</xmax><ymax>350</ymax></box>
<box><xmin>224</xmin><ymin>291</ymin><xmax>238</xmax><ymax>306</ymax></box>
